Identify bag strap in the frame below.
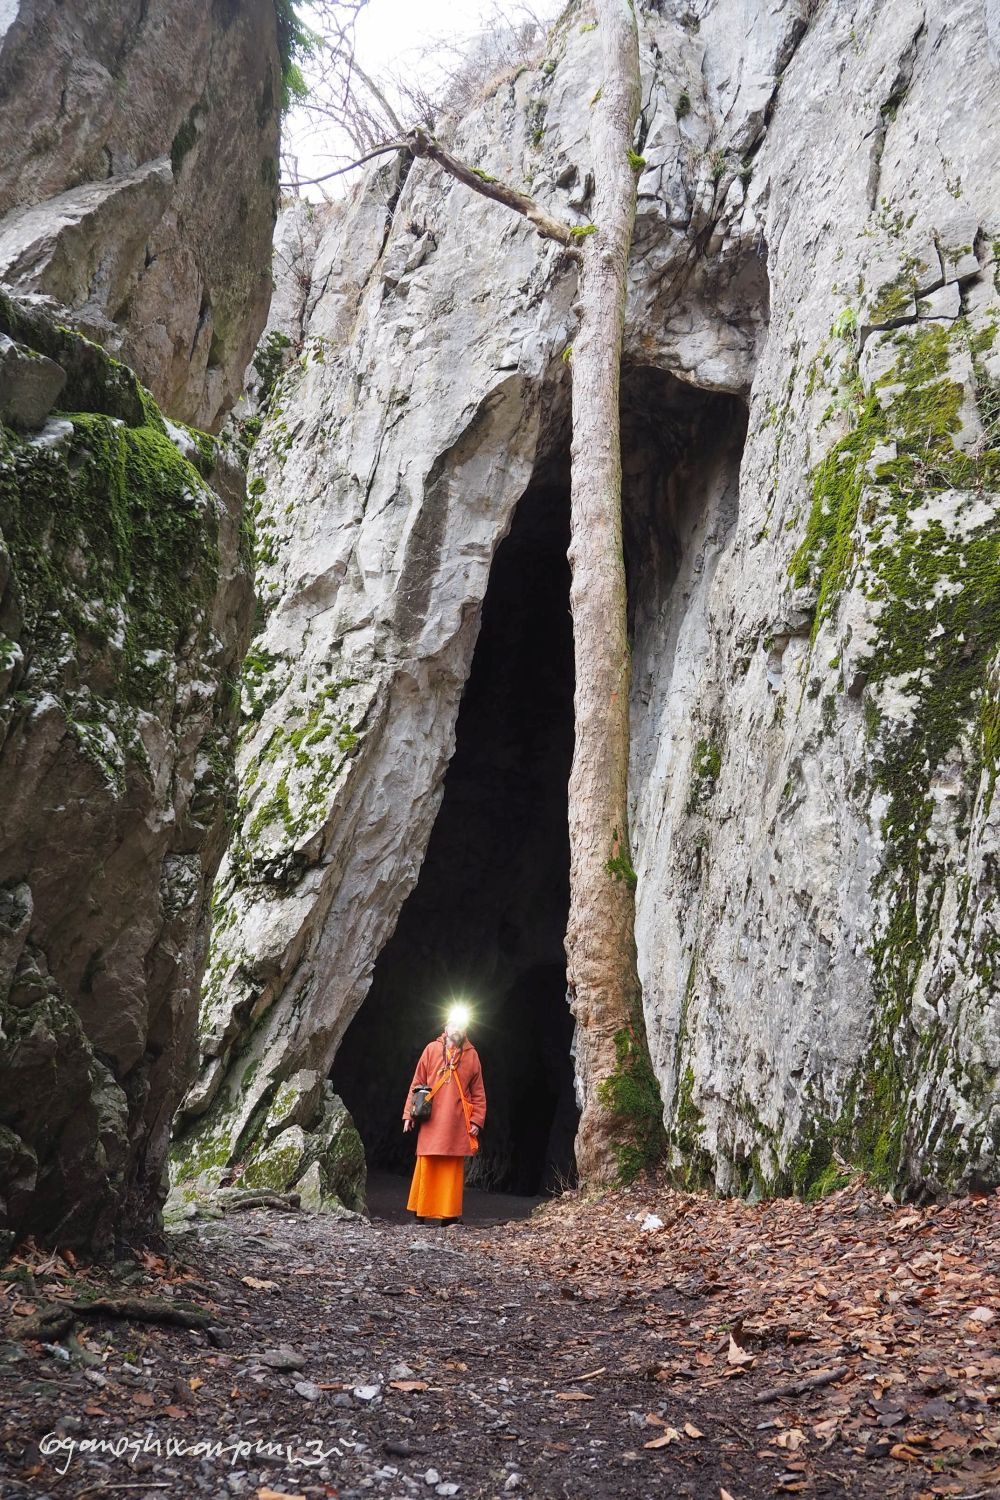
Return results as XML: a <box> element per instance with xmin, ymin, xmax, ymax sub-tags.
<box><xmin>452</xmin><ymin>1067</ymin><xmax>478</xmax><ymax>1152</ymax></box>
<box><xmin>420</xmin><ymin>1070</ymin><xmax>450</xmax><ymax>1104</ymax></box>
<box><xmin>417</xmin><ymin>1049</ymin><xmax>458</xmax><ymax>1105</ymax></box>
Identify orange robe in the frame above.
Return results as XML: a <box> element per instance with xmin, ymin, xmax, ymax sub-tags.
<box><xmin>406</xmin><ymin>1156</ymin><xmax>465</xmax><ymax>1219</ymax></box>
<box><xmin>403</xmin><ymin>1035</ymin><xmax>487</xmax><ymax>1220</ymax></box>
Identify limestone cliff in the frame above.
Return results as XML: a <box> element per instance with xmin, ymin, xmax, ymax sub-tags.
<box><xmin>0</xmin><ymin>0</ymin><xmax>287</xmax><ymax>1250</ymax></box>
<box><xmin>0</xmin><ymin>0</ymin><xmax>282</xmax><ymax>430</ymax></box>
<box><xmin>0</xmin><ymin>293</ymin><xmax>253</xmax><ymax>1254</ymax></box>
<box><xmin>178</xmin><ymin>0</ymin><xmax>999</xmax><ymax>1201</ymax></box>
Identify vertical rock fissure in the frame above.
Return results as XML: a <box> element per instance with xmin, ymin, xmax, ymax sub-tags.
<box><xmin>623</xmin><ymin>367</ymin><xmax>750</xmax><ymax>1184</ymax></box>
<box><xmin>330</xmin><ymin>452</ymin><xmax>579</xmax><ymax>1198</ymax></box>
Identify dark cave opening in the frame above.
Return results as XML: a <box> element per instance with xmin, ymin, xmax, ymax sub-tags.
<box><xmin>331</xmin><ymin>457</ymin><xmax>579</xmax><ymax>1197</ymax></box>
<box><xmin>331</xmin><ymin>365</ymin><xmax>748</xmax><ymax>1201</ymax></box>
<box><xmin>619</xmin><ymin>365</ymin><xmax>748</xmax><ymax>635</ymax></box>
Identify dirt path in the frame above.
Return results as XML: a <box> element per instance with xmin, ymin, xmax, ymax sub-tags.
<box><xmin>1</xmin><ymin>1180</ymin><xmax>998</xmax><ymax>1500</ymax></box>
<box><xmin>364</xmin><ymin>1173</ymin><xmax>542</xmax><ymax>1227</ymax></box>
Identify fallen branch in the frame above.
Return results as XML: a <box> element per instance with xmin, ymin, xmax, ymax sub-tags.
<box><xmin>78</xmin><ymin>1486</ymin><xmax>171</xmax><ymax>1493</ymax></box>
<box><xmin>75</xmin><ymin>1296</ymin><xmax>216</xmax><ymax>1329</ymax></box>
<box><xmin>753</xmin><ymin>1364</ymin><xmax>850</xmax><ymax>1404</ymax></box>
<box><xmin>712</xmin><ymin>1414</ymin><xmax>759</xmax><ymax>1450</ymax></box>
<box><xmin>280</xmin><ymin>127</ymin><xmax>581</xmax><ymax>258</ymax></box>
<box><xmin>17</xmin><ymin>1296</ymin><xmax>217</xmax><ymax>1341</ymax></box>
<box><xmin>407</xmin><ymin>127</ymin><xmax>579</xmax><ymax>251</ymax></box>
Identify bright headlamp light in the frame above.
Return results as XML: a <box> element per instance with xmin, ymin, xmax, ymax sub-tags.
<box><xmin>446</xmin><ymin>1002</ymin><xmax>471</xmax><ymax>1033</ymax></box>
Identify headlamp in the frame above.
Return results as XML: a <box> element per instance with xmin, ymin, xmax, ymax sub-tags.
<box><xmin>446</xmin><ymin>1002</ymin><xmax>471</xmax><ymax>1033</ymax></box>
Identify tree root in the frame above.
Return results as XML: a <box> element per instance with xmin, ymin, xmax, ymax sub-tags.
<box><xmin>215</xmin><ymin>1190</ymin><xmax>302</xmax><ymax>1212</ymax></box>
<box><xmin>17</xmin><ymin>1296</ymin><xmax>217</xmax><ymax>1342</ymax></box>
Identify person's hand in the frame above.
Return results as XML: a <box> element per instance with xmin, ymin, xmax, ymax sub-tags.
<box><xmin>403</xmin><ymin>1119</ymin><xmax>412</xmax><ymax>1132</ymax></box>
<box><xmin>470</xmin><ymin>1124</ymin><xmax>480</xmax><ymax>1138</ymax></box>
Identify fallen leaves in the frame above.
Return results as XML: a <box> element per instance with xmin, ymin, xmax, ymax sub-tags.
<box><xmin>772</xmin><ymin>1427</ymin><xmax>807</xmax><ymax>1451</ymax></box>
<box><xmin>3</xmin><ymin>1179</ymin><xmax>999</xmax><ymax>1500</ymax></box>
<box><xmin>726</xmin><ymin>1334</ymin><xmax>755</xmax><ymax>1368</ymax></box>
<box><xmin>644</xmin><ymin>1427</ymin><xmax>682</xmax><ymax>1448</ymax></box>
<box><xmin>515</xmin><ymin>1177</ymin><xmax>1000</xmax><ymax>1494</ymax></box>
<box><xmin>812</xmin><ymin>1414</ymin><xmax>840</xmax><ymax>1448</ymax></box>
<box><xmin>641</xmin><ymin>1417</ymin><xmax>707</xmax><ymax>1451</ymax></box>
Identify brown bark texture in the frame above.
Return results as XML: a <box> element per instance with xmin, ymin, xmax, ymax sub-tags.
<box><xmin>409</xmin><ymin>128</ymin><xmax>579</xmax><ymax>250</ymax></box>
<box><xmin>286</xmin><ymin>132</ymin><xmax>582</xmax><ymax>252</ymax></box>
<box><xmin>564</xmin><ymin>0</ymin><xmax>647</xmax><ymax>1183</ymax></box>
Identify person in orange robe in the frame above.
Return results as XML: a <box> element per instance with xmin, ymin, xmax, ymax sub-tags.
<box><xmin>403</xmin><ymin>1006</ymin><xmax>486</xmax><ymax>1226</ymax></box>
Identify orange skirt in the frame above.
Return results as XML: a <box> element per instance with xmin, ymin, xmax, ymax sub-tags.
<box><xmin>407</xmin><ymin>1155</ymin><xmax>464</xmax><ymax>1219</ymax></box>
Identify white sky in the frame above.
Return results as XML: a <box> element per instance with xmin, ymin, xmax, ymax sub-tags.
<box><xmin>352</xmin><ymin>0</ymin><xmax>497</xmax><ymax>59</ymax></box>
<box><xmin>284</xmin><ymin>0</ymin><xmax>558</xmax><ymax>196</ymax></box>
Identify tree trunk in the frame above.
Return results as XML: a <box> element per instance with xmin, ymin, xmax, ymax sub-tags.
<box><xmin>565</xmin><ymin>0</ymin><xmax>659</xmax><ymax>1183</ymax></box>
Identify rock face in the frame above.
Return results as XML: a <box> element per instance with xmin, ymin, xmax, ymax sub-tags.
<box><xmin>0</xmin><ymin>0</ymin><xmax>282</xmax><ymax>430</ymax></box>
<box><xmin>179</xmin><ymin>0</ymin><xmax>999</xmax><ymax>1200</ymax></box>
<box><xmin>0</xmin><ymin>293</ymin><xmax>253</xmax><ymax>1253</ymax></box>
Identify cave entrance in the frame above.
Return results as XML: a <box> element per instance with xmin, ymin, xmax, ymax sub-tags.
<box><xmin>331</xmin><ymin>451</ymin><xmax>578</xmax><ymax>1197</ymax></box>
<box><xmin>330</xmin><ymin>364</ymin><xmax>748</xmax><ymax>1204</ymax></box>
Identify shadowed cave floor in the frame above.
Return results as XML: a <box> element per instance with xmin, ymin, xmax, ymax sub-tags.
<box><xmin>365</xmin><ymin>1173</ymin><xmax>543</xmax><ymax>1228</ymax></box>
<box><xmin>1</xmin><ymin>1179</ymin><xmax>998</xmax><ymax>1500</ymax></box>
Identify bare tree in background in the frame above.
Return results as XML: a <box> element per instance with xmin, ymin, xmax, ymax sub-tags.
<box><xmin>426</xmin><ymin>2</ymin><xmax>555</xmax><ymax>121</ymax></box>
<box><xmin>282</xmin><ymin>1</ymin><xmax>557</xmax><ymax>190</ymax></box>
<box><xmin>278</xmin><ymin>0</ymin><xmax>663</xmax><ymax>1184</ymax></box>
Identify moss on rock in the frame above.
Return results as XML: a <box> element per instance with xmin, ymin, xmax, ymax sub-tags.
<box><xmin>790</xmin><ymin>313</ymin><xmax>1000</xmax><ymax>1192</ymax></box>
<box><xmin>1</xmin><ymin>300</ymin><xmax>252</xmax><ymax>1252</ymax></box>
<box><xmin>597</xmin><ymin>995</ymin><xmax>668</xmax><ymax>1183</ymax></box>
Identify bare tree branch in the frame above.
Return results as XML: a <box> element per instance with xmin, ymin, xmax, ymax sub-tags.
<box><xmin>407</xmin><ymin>128</ymin><xmax>578</xmax><ymax>251</ymax></box>
<box><xmin>281</xmin><ymin>126</ymin><xmax>580</xmax><ymax>255</ymax></box>
<box><xmin>280</xmin><ymin>139</ymin><xmax>409</xmax><ymax>189</ymax></box>
<box><xmin>349</xmin><ymin>58</ymin><xmax>405</xmax><ymax>138</ymax></box>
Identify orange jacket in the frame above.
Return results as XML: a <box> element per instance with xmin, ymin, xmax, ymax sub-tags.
<box><xmin>404</xmin><ymin>1034</ymin><xmax>486</xmax><ymax>1158</ymax></box>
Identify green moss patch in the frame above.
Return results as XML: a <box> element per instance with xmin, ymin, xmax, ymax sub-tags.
<box><xmin>789</xmin><ymin>315</ymin><xmax>1000</xmax><ymax>1190</ymax></box>
<box><xmin>668</xmin><ymin>1065</ymin><xmax>714</xmax><ymax>1190</ymax></box>
<box><xmin>0</xmin><ymin>290</ymin><xmax>149</xmax><ymax>426</ymax></box>
<box><xmin>1</xmin><ymin>407</ymin><xmax>220</xmax><ymax>712</ymax></box>
<box><xmin>687</xmin><ymin>736</ymin><xmax>722</xmax><ymax>812</ymax></box>
<box><xmin>230</xmin><ymin>673</ymin><xmax>367</xmax><ymax>887</ymax></box>
<box><xmin>597</xmin><ymin>996</ymin><xmax>667</xmax><ymax>1183</ymax></box>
